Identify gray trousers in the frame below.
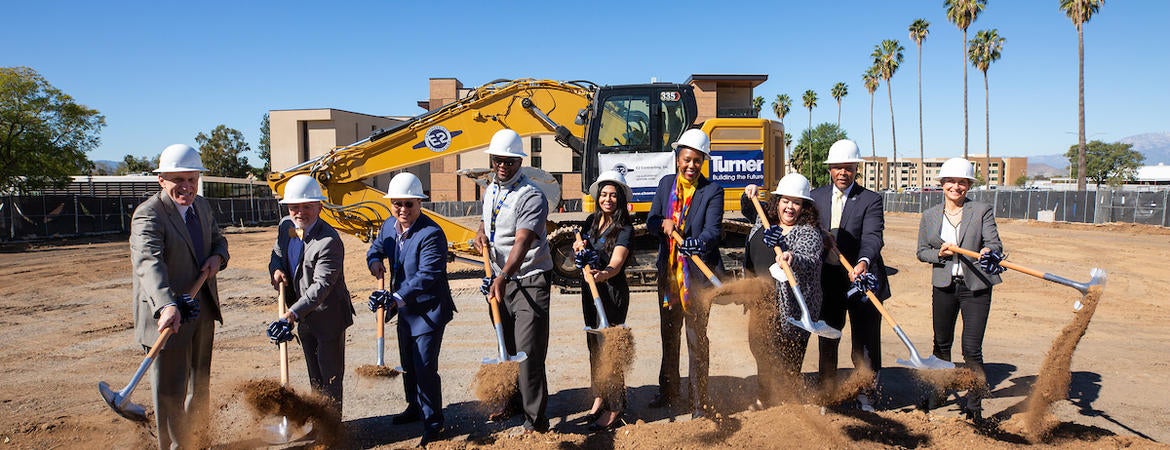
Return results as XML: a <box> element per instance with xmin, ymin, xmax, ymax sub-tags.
<box><xmin>299</xmin><ymin>325</ymin><xmax>347</xmax><ymax>412</ymax></box>
<box><xmin>498</xmin><ymin>271</ymin><xmax>551</xmax><ymax>430</ymax></box>
<box><xmin>148</xmin><ymin>297</ymin><xmax>215</xmax><ymax>450</ymax></box>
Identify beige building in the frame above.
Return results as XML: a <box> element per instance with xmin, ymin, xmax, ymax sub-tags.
<box><xmin>861</xmin><ymin>155</ymin><xmax>1028</xmax><ymax>190</ymax></box>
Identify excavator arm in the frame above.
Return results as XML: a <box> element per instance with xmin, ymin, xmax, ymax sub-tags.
<box><xmin>268</xmin><ymin>79</ymin><xmax>597</xmax><ymax>250</ymax></box>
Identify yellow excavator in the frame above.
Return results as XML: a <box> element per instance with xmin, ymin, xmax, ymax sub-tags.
<box><xmin>267</xmin><ymin>78</ymin><xmax>784</xmax><ymax>287</ymax></box>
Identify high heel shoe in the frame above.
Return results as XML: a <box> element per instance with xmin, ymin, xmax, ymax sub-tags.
<box><xmin>581</xmin><ymin>410</ymin><xmax>603</xmax><ymax>423</ymax></box>
<box><xmin>588</xmin><ymin>413</ymin><xmax>624</xmax><ymax>432</ymax></box>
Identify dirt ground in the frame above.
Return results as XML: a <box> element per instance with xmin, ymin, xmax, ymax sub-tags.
<box><xmin>1</xmin><ymin>213</ymin><xmax>1167</xmax><ymax>449</ymax></box>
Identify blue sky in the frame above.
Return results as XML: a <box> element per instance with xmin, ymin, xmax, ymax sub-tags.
<box><xmin>4</xmin><ymin>0</ymin><xmax>1167</xmax><ymax>167</ymax></box>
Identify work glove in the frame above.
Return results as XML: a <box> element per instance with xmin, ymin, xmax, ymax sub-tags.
<box><xmin>266</xmin><ymin>319</ymin><xmax>295</xmax><ymax>345</ymax></box>
<box><xmin>847</xmin><ymin>273</ymin><xmax>881</xmax><ymax>302</ymax></box>
<box><xmin>176</xmin><ymin>293</ymin><xmax>200</xmax><ymax>324</ymax></box>
<box><xmin>978</xmin><ymin>250</ymin><xmax>1008</xmax><ymax>275</ymax></box>
<box><xmin>679</xmin><ymin>238</ymin><xmax>705</xmax><ymax>257</ymax></box>
<box><xmin>762</xmin><ymin>226</ymin><xmax>788</xmax><ymax>252</ymax></box>
<box><xmin>574</xmin><ymin>247</ymin><xmax>600</xmax><ymax>269</ymax></box>
<box><xmin>479</xmin><ymin>276</ymin><xmax>495</xmax><ymax>296</ymax></box>
<box><xmin>368</xmin><ymin>289</ymin><xmax>393</xmax><ymax>312</ymax></box>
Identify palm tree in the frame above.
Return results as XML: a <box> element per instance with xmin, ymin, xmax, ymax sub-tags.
<box><xmin>872</xmin><ymin>39</ymin><xmax>904</xmax><ymax>189</ymax></box>
<box><xmin>909</xmin><ymin>18</ymin><xmax>930</xmax><ymax>190</ymax></box>
<box><xmin>802</xmin><ymin>89</ymin><xmax>818</xmax><ymax>136</ymax></box>
<box><xmin>1060</xmin><ymin>0</ymin><xmax>1104</xmax><ymax>191</ymax></box>
<box><xmin>863</xmin><ymin>67</ymin><xmax>880</xmax><ymax>189</ymax></box>
<box><xmin>969</xmin><ymin>29</ymin><xmax>1005</xmax><ymax>185</ymax></box>
<box><xmin>772</xmin><ymin>94</ymin><xmax>792</xmax><ymax>123</ymax></box>
<box><xmin>830</xmin><ymin>82</ymin><xmax>848</xmax><ymax>126</ymax></box>
<box><xmin>945</xmin><ymin>0</ymin><xmax>987</xmax><ymax>159</ymax></box>
<box><xmin>752</xmin><ymin>96</ymin><xmax>765</xmax><ymax>117</ymax></box>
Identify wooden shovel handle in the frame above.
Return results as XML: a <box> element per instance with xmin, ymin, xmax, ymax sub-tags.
<box><xmin>669</xmin><ymin>230</ymin><xmax>718</xmax><ymax>281</ymax></box>
<box><xmin>481</xmin><ymin>250</ymin><xmax>503</xmax><ymax>326</ymax></box>
<box><xmin>948</xmin><ymin>246</ymin><xmax>1042</xmax><ymax>278</ymax></box>
<box><xmin>749</xmin><ymin>196</ymin><xmax>801</xmax><ymax>287</ymax></box>
<box><xmin>146</xmin><ymin>271</ymin><xmax>210</xmax><ymax>359</ymax></box>
<box><xmin>832</xmin><ymin>247</ymin><xmax>900</xmax><ymax>329</ymax></box>
<box><xmin>376</xmin><ymin>277</ymin><xmax>386</xmax><ymax>339</ymax></box>
<box><xmin>277</xmin><ymin>280</ymin><xmax>289</xmax><ymax>386</ymax></box>
<box><xmin>575</xmin><ymin>232</ymin><xmax>604</xmax><ymax>302</ymax></box>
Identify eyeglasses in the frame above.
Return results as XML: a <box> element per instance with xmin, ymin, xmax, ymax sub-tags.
<box><xmin>490</xmin><ymin>157</ymin><xmax>519</xmax><ymax>167</ymax></box>
<box><xmin>391</xmin><ymin>201</ymin><xmax>417</xmax><ymax>209</ymax></box>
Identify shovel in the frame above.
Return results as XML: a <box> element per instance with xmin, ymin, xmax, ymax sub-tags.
<box><xmin>947</xmin><ymin>246</ymin><xmax>1105</xmax><ymax>312</ymax></box>
<box><xmin>98</xmin><ymin>270</ymin><xmax>210</xmax><ymax>422</ymax></box>
<box><xmin>363</xmin><ymin>276</ymin><xmax>405</xmax><ymax>375</ymax></box>
<box><xmin>261</xmin><ymin>281</ymin><xmax>312</xmax><ymax>444</ymax></box>
<box><xmin>669</xmin><ymin>230</ymin><xmax>722</xmax><ymax>288</ymax></box>
<box><xmin>748</xmin><ymin>196</ymin><xmax>841</xmax><ymax>339</ymax></box>
<box><xmin>575</xmin><ymin>232</ymin><xmax>628</xmax><ymax>334</ymax></box>
<box><xmin>481</xmin><ymin>250</ymin><xmax>526</xmax><ymax>365</ymax></box>
<box><xmin>832</xmin><ymin>247</ymin><xmax>954</xmax><ymax>370</ymax></box>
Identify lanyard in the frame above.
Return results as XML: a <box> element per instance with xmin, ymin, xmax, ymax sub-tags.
<box><xmin>489</xmin><ymin>183</ymin><xmax>512</xmax><ymax>244</ymax></box>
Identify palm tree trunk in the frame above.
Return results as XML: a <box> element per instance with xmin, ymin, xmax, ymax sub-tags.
<box><xmin>808</xmin><ymin>110</ymin><xmax>813</xmax><ymax>140</ymax></box>
<box><xmin>1076</xmin><ymin>24</ymin><xmax>1087</xmax><ymax>191</ymax></box>
<box><xmin>837</xmin><ymin>101</ymin><xmax>842</xmax><ymax>127</ymax></box>
<box><xmin>963</xmin><ymin>29</ymin><xmax>969</xmax><ymax>160</ymax></box>
<box><xmin>887</xmin><ymin>82</ymin><xmax>897</xmax><ymax>190</ymax></box>
<box><xmin>917</xmin><ymin>43</ymin><xmax>924</xmax><ymax>190</ymax></box>
<box><xmin>984</xmin><ymin>72</ymin><xmax>991</xmax><ymax>184</ymax></box>
<box><xmin>870</xmin><ymin>93</ymin><xmax>877</xmax><ymax>189</ymax></box>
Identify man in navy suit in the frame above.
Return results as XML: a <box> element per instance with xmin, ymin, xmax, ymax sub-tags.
<box><xmin>367</xmin><ymin>173</ymin><xmax>455</xmax><ymax>446</ymax></box>
<box><xmin>810</xmin><ymin>139</ymin><xmax>890</xmax><ymax>412</ymax></box>
<box><xmin>646</xmin><ymin>128</ymin><xmax>724</xmax><ymax>419</ymax></box>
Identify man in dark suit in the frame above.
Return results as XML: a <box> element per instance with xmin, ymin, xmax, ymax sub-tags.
<box><xmin>646</xmin><ymin>128</ymin><xmax>725</xmax><ymax>419</ymax></box>
<box><xmin>810</xmin><ymin>139</ymin><xmax>890</xmax><ymax>412</ymax></box>
<box><xmin>269</xmin><ymin>174</ymin><xmax>354</xmax><ymax>411</ymax></box>
<box><xmin>367</xmin><ymin>173</ymin><xmax>456</xmax><ymax>446</ymax></box>
<box><xmin>131</xmin><ymin>144</ymin><xmax>229</xmax><ymax>449</ymax></box>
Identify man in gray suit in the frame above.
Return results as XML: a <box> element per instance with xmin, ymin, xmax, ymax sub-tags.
<box><xmin>268</xmin><ymin>174</ymin><xmax>354</xmax><ymax>411</ymax></box>
<box><xmin>130</xmin><ymin>144</ymin><xmax>230</xmax><ymax>449</ymax></box>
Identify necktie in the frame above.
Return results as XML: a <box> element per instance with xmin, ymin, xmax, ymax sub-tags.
<box><xmin>289</xmin><ymin>228</ymin><xmax>303</xmax><ymax>274</ymax></box>
<box><xmin>185</xmin><ymin>207</ymin><xmax>204</xmax><ymax>263</ymax></box>
<box><xmin>830</xmin><ymin>189</ymin><xmax>845</xmax><ymax>230</ymax></box>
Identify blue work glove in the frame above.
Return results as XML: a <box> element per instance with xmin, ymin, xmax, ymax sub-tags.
<box><xmin>847</xmin><ymin>273</ymin><xmax>881</xmax><ymax>302</ymax></box>
<box><xmin>266</xmin><ymin>319</ymin><xmax>295</xmax><ymax>345</ymax></box>
<box><xmin>679</xmin><ymin>238</ymin><xmax>705</xmax><ymax>257</ymax></box>
<box><xmin>574</xmin><ymin>248</ymin><xmax>600</xmax><ymax>269</ymax></box>
<box><xmin>176</xmin><ymin>293</ymin><xmax>200</xmax><ymax>324</ymax></box>
<box><xmin>479</xmin><ymin>276</ymin><xmax>495</xmax><ymax>296</ymax></box>
<box><xmin>761</xmin><ymin>225</ymin><xmax>788</xmax><ymax>252</ymax></box>
<box><xmin>367</xmin><ymin>289</ymin><xmax>392</xmax><ymax>312</ymax></box>
<box><xmin>978</xmin><ymin>250</ymin><xmax>1008</xmax><ymax>275</ymax></box>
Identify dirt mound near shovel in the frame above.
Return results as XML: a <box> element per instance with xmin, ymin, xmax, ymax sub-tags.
<box><xmin>594</xmin><ymin>326</ymin><xmax>636</xmax><ymax>404</ymax></box>
<box><xmin>472</xmin><ymin>361</ymin><xmax>520</xmax><ymax>411</ymax></box>
<box><xmin>354</xmin><ymin>364</ymin><xmax>401</xmax><ymax>378</ymax></box>
<box><xmin>236</xmin><ymin>379</ymin><xmax>344</xmax><ymax>445</ymax></box>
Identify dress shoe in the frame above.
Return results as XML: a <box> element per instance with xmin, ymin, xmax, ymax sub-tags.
<box><xmin>418</xmin><ymin>428</ymin><xmax>442</xmax><ymax>447</ymax></box>
<box><xmin>647</xmin><ymin>393</ymin><xmax>675</xmax><ymax>409</ymax></box>
<box><xmin>857</xmin><ymin>394</ymin><xmax>876</xmax><ymax>413</ymax></box>
<box><xmin>748</xmin><ymin>399</ymin><xmax>766</xmax><ymax>411</ymax></box>
<box><xmin>391</xmin><ymin>409</ymin><xmax>421</xmax><ymax>425</ymax></box>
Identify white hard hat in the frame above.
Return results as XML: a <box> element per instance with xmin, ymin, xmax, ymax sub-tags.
<box><xmin>824</xmin><ymin>139</ymin><xmax>864</xmax><ymax>165</ymax></box>
<box><xmin>671</xmin><ymin>129</ymin><xmax>711</xmax><ymax>156</ymax></box>
<box><xmin>154</xmin><ymin>144</ymin><xmax>206</xmax><ymax>173</ymax></box>
<box><xmin>589</xmin><ymin>170</ymin><xmax>634</xmax><ymax>202</ymax></box>
<box><xmin>937</xmin><ymin>157</ymin><xmax>976</xmax><ymax>181</ymax></box>
<box><xmin>484</xmin><ymin>129</ymin><xmax>527</xmax><ymax>158</ymax></box>
<box><xmin>279</xmin><ymin>174</ymin><xmax>327</xmax><ymax>204</ymax></box>
<box><xmin>383</xmin><ymin>172</ymin><xmax>428</xmax><ymax>199</ymax></box>
<box><xmin>771</xmin><ymin>173</ymin><xmax>814</xmax><ymax>202</ymax></box>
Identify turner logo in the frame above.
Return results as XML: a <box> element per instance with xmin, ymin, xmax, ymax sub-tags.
<box><xmin>709</xmin><ymin>150</ymin><xmax>764</xmax><ymax>188</ymax></box>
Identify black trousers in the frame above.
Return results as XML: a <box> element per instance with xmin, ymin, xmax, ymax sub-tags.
<box><xmin>932</xmin><ymin>280</ymin><xmax>992</xmax><ymax>410</ymax></box>
<box><xmin>657</xmin><ymin>281</ymin><xmax>711</xmax><ymax>410</ymax></box>
<box><xmin>818</xmin><ymin>264</ymin><xmax>882</xmax><ymax>386</ymax></box>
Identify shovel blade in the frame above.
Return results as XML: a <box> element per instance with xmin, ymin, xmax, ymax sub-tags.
<box><xmin>786</xmin><ymin>317</ymin><xmax>842</xmax><ymax>340</ymax></box>
<box><xmin>509</xmin><ymin>351</ymin><xmax>528</xmax><ymax>363</ymax></box>
<box><xmin>260</xmin><ymin>415</ymin><xmax>313</xmax><ymax>444</ymax></box>
<box><xmin>896</xmin><ymin>355</ymin><xmax>955</xmax><ymax>370</ymax></box>
<box><xmin>98</xmin><ymin>381</ymin><xmax>148</xmax><ymax>422</ymax></box>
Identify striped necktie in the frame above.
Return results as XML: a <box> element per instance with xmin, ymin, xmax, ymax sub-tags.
<box><xmin>185</xmin><ymin>206</ymin><xmax>204</xmax><ymax>263</ymax></box>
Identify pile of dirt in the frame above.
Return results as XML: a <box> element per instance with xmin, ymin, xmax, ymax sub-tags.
<box><xmin>594</xmin><ymin>326</ymin><xmax>636</xmax><ymax>404</ymax></box>
<box><xmin>702</xmin><ymin>276</ymin><xmax>775</xmax><ymax>307</ymax></box>
<box><xmin>818</xmin><ymin>366</ymin><xmax>877</xmax><ymax>406</ymax></box>
<box><xmin>472</xmin><ymin>361</ymin><xmax>520</xmax><ymax>411</ymax></box>
<box><xmin>1021</xmin><ymin>286</ymin><xmax>1105</xmax><ymax>443</ymax></box>
<box><xmin>914</xmin><ymin>367</ymin><xmax>982</xmax><ymax>393</ymax></box>
<box><xmin>236</xmin><ymin>379</ymin><xmax>343</xmax><ymax>445</ymax></box>
<box><xmin>354</xmin><ymin>364</ymin><xmax>401</xmax><ymax>378</ymax></box>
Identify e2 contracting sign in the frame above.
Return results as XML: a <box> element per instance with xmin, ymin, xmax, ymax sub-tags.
<box><xmin>709</xmin><ymin>150</ymin><xmax>764</xmax><ymax>188</ymax></box>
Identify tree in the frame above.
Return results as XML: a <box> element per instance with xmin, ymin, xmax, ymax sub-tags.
<box><xmin>257</xmin><ymin>112</ymin><xmax>271</xmax><ymax>176</ymax></box>
<box><xmin>1014</xmin><ymin>174</ymin><xmax>1029</xmax><ymax>186</ymax></box>
<box><xmin>830</xmin><ymin>82</ymin><xmax>848</xmax><ymax>126</ymax></box>
<box><xmin>802</xmin><ymin>89</ymin><xmax>817</xmax><ymax>137</ymax></box>
<box><xmin>862</xmin><ymin>67</ymin><xmax>880</xmax><ymax>188</ymax></box>
<box><xmin>118</xmin><ymin>154</ymin><xmax>155</xmax><ymax>175</ymax></box>
<box><xmin>1065</xmin><ymin>140</ymin><xmax>1142</xmax><ymax>189</ymax></box>
<box><xmin>969</xmin><ymin>29</ymin><xmax>1005</xmax><ymax>184</ymax></box>
<box><xmin>873</xmin><ymin>39</ymin><xmax>904</xmax><ymax>189</ymax></box>
<box><xmin>909</xmin><ymin>18</ymin><xmax>930</xmax><ymax>190</ymax></box>
<box><xmin>945</xmin><ymin>0</ymin><xmax>987</xmax><ymax>159</ymax></box>
<box><xmin>0</xmin><ymin>66</ymin><xmax>105</xmax><ymax>194</ymax></box>
<box><xmin>195</xmin><ymin>125</ymin><xmax>253</xmax><ymax>178</ymax></box>
<box><xmin>771</xmin><ymin>94</ymin><xmax>792</xmax><ymax>123</ymax></box>
<box><xmin>792</xmin><ymin>123</ymin><xmax>848</xmax><ymax>187</ymax></box>
<box><xmin>752</xmin><ymin>96</ymin><xmax>765</xmax><ymax>117</ymax></box>
<box><xmin>1061</xmin><ymin>0</ymin><xmax>1105</xmax><ymax>191</ymax></box>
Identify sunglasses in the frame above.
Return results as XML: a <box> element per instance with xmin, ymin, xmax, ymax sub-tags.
<box><xmin>490</xmin><ymin>157</ymin><xmax>519</xmax><ymax>167</ymax></box>
<box><xmin>392</xmin><ymin>201</ymin><xmax>417</xmax><ymax>209</ymax></box>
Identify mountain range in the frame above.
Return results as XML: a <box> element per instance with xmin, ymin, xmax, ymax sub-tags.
<box><xmin>1026</xmin><ymin>132</ymin><xmax>1170</xmax><ymax>177</ymax></box>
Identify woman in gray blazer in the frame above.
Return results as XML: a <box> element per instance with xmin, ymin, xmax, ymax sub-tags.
<box><xmin>915</xmin><ymin>158</ymin><xmax>1003</xmax><ymax>424</ymax></box>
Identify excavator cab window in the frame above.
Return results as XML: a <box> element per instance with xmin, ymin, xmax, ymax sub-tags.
<box><xmin>597</xmin><ymin>96</ymin><xmax>651</xmax><ymax>152</ymax></box>
<box><xmin>659</xmin><ymin>93</ymin><xmax>688</xmax><ymax>151</ymax></box>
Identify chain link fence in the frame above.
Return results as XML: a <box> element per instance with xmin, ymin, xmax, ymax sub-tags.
<box><xmin>882</xmin><ymin>188</ymin><xmax>1169</xmax><ymax>227</ymax></box>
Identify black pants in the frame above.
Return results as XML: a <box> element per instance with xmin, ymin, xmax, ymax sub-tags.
<box><xmin>499</xmin><ymin>271</ymin><xmax>551</xmax><ymax>431</ymax></box>
<box><xmin>657</xmin><ymin>280</ymin><xmax>711</xmax><ymax>410</ymax></box>
<box><xmin>932</xmin><ymin>280</ymin><xmax>992</xmax><ymax>410</ymax></box>
<box><xmin>819</xmin><ymin>264</ymin><xmax>882</xmax><ymax>386</ymax></box>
